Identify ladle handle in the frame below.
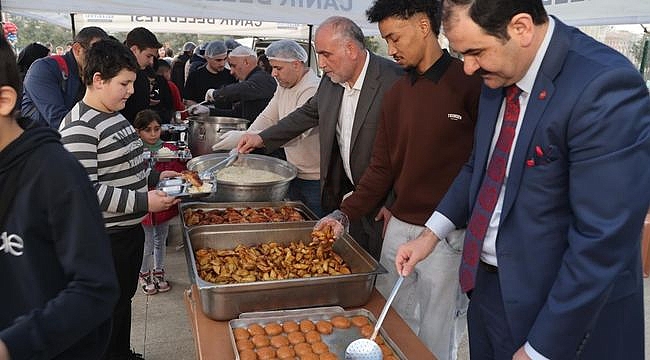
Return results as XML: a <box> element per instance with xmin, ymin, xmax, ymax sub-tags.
<box><xmin>370</xmin><ymin>276</ymin><xmax>404</xmax><ymax>341</ymax></box>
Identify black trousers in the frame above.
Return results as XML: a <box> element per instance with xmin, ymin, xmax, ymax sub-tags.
<box><xmin>103</xmin><ymin>225</ymin><xmax>145</xmax><ymax>360</ymax></box>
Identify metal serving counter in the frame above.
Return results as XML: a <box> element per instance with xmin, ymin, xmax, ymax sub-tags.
<box><xmin>183</xmin><ymin>285</ymin><xmax>437</xmax><ymax>360</ymax></box>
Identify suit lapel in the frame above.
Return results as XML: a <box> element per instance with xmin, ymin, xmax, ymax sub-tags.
<box><xmin>319</xmin><ymin>79</ymin><xmax>344</xmax><ymax>186</ymax></box>
<box><xmin>500</xmin><ymin>18</ymin><xmax>570</xmax><ymax>220</ymax></box>
<box><xmin>350</xmin><ymin>53</ymin><xmax>380</xmax><ymax>151</ymax></box>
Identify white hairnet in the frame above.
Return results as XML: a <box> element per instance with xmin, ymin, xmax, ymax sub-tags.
<box><xmin>205</xmin><ymin>40</ymin><xmax>227</xmax><ymax>58</ymax></box>
<box><xmin>228</xmin><ymin>45</ymin><xmax>257</xmax><ymax>58</ymax></box>
<box><xmin>265</xmin><ymin>39</ymin><xmax>307</xmax><ymax>63</ymax></box>
<box><xmin>225</xmin><ymin>38</ymin><xmax>242</xmax><ymax>51</ymax></box>
<box><xmin>182</xmin><ymin>41</ymin><xmax>196</xmax><ymax>53</ymax></box>
<box><xmin>194</xmin><ymin>43</ymin><xmax>207</xmax><ymax>57</ymax></box>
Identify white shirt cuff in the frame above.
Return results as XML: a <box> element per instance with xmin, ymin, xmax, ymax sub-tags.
<box><xmin>525</xmin><ymin>342</ymin><xmax>549</xmax><ymax>360</ymax></box>
<box><xmin>424</xmin><ymin>211</ymin><xmax>456</xmax><ymax>240</ymax></box>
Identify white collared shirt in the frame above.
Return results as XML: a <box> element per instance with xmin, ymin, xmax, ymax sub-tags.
<box><xmin>336</xmin><ymin>50</ymin><xmax>370</xmax><ymax>185</ymax></box>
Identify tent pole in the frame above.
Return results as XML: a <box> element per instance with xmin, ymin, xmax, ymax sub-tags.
<box><xmin>70</xmin><ymin>13</ymin><xmax>76</xmax><ymax>38</ymax></box>
<box><xmin>307</xmin><ymin>24</ymin><xmax>313</xmax><ymax>68</ymax></box>
<box><xmin>640</xmin><ymin>25</ymin><xmax>649</xmax><ymax>79</ymax></box>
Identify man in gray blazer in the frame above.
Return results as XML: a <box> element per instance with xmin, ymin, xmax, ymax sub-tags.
<box><xmin>238</xmin><ymin>16</ymin><xmax>403</xmax><ymax>259</ymax></box>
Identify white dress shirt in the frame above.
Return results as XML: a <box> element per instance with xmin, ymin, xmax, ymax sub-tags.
<box><xmin>336</xmin><ymin>50</ymin><xmax>370</xmax><ymax>185</ymax></box>
<box><xmin>425</xmin><ymin>18</ymin><xmax>556</xmax><ymax>360</ymax></box>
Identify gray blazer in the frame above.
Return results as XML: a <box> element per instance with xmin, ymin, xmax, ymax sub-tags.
<box><xmin>261</xmin><ymin>52</ymin><xmax>404</xmax><ymax>212</ymax></box>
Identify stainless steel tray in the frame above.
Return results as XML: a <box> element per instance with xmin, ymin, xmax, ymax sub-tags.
<box><xmin>157</xmin><ymin>176</ymin><xmax>215</xmax><ymax>199</ymax></box>
<box><xmin>179</xmin><ymin>201</ymin><xmax>319</xmax><ymax>228</ymax></box>
<box><xmin>228</xmin><ymin>306</ymin><xmax>406</xmax><ymax>359</ymax></box>
<box><xmin>183</xmin><ymin>225</ymin><xmax>386</xmax><ymax>320</ymax></box>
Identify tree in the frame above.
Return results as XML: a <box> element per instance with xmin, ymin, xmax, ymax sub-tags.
<box><xmin>7</xmin><ymin>14</ymin><xmax>72</xmax><ymax>51</ymax></box>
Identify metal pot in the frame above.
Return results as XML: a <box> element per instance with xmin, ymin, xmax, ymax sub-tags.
<box><xmin>186</xmin><ymin>153</ymin><xmax>297</xmax><ymax>202</ymax></box>
<box><xmin>187</xmin><ymin>116</ymin><xmax>249</xmax><ymax>156</ymax></box>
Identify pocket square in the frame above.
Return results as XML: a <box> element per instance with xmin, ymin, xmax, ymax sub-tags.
<box><xmin>448</xmin><ymin>113</ymin><xmax>462</xmax><ymax>121</ymax></box>
<box><xmin>528</xmin><ymin>144</ymin><xmax>558</xmax><ymax>166</ymax></box>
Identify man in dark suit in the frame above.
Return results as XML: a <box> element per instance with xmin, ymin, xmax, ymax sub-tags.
<box><xmin>396</xmin><ymin>1</ymin><xmax>650</xmax><ymax>359</ymax></box>
<box><xmin>238</xmin><ymin>16</ymin><xmax>404</xmax><ymax>260</ymax></box>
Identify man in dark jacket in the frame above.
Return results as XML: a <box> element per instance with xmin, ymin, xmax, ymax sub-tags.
<box><xmin>183</xmin><ymin>40</ymin><xmax>236</xmax><ymax>106</ymax></box>
<box><xmin>170</xmin><ymin>41</ymin><xmax>195</xmax><ymax>98</ymax></box>
<box><xmin>203</xmin><ymin>45</ymin><xmax>277</xmax><ymax>121</ymax></box>
<box><xmin>120</xmin><ymin>27</ymin><xmax>163</xmax><ymax>125</ymax></box>
<box><xmin>21</xmin><ymin>26</ymin><xmax>108</xmax><ymax>129</ymax></box>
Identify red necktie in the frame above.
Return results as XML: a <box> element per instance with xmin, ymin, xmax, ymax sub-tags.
<box><xmin>460</xmin><ymin>85</ymin><xmax>522</xmax><ymax>293</ymax></box>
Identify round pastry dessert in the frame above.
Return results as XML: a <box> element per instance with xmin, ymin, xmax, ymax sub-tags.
<box><xmin>304</xmin><ymin>330</ymin><xmax>321</xmax><ymax>344</ymax></box>
<box><xmin>351</xmin><ymin>315</ymin><xmax>370</xmax><ymax>328</ymax></box>
<box><xmin>276</xmin><ymin>345</ymin><xmax>296</xmax><ymax>359</ymax></box>
<box><xmin>238</xmin><ymin>349</ymin><xmax>257</xmax><ymax>360</ymax></box>
<box><xmin>235</xmin><ymin>339</ymin><xmax>255</xmax><ymax>351</ymax></box>
<box><xmin>299</xmin><ymin>353</ymin><xmax>319</xmax><ymax>360</ymax></box>
<box><xmin>360</xmin><ymin>324</ymin><xmax>374</xmax><ymax>338</ymax></box>
<box><xmin>288</xmin><ymin>331</ymin><xmax>306</xmax><ymax>344</ymax></box>
<box><xmin>282</xmin><ymin>320</ymin><xmax>300</xmax><ymax>333</ymax></box>
<box><xmin>270</xmin><ymin>334</ymin><xmax>289</xmax><ymax>348</ymax></box>
<box><xmin>330</xmin><ymin>316</ymin><xmax>351</xmax><ymax>329</ymax></box>
<box><xmin>300</xmin><ymin>319</ymin><xmax>316</xmax><ymax>333</ymax></box>
<box><xmin>315</xmin><ymin>320</ymin><xmax>333</xmax><ymax>335</ymax></box>
<box><xmin>252</xmin><ymin>334</ymin><xmax>270</xmax><ymax>348</ymax></box>
<box><xmin>265</xmin><ymin>322</ymin><xmax>283</xmax><ymax>336</ymax></box>
<box><xmin>248</xmin><ymin>323</ymin><xmax>266</xmax><ymax>336</ymax></box>
<box><xmin>311</xmin><ymin>341</ymin><xmax>329</xmax><ymax>355</ymax></box>
<box><xmin>294</xmin><ymin>342</ymin><xmax>313</xmax><ymax>356</ymax></box>
<box><xmin>256</xmin><ymin>346</ymin><xmax>277</xmax><ymax>360</ymax></box>
<box><xmin>233</xmin><ymin>327</ymin><xmax>250</xmax><ymax>340</ymax></box>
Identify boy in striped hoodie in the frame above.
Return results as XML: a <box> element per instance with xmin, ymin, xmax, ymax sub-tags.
<box><xmin>60</xmin><ymin>39</ymin><xmax>180</xmax><ymax>360</ymax></box>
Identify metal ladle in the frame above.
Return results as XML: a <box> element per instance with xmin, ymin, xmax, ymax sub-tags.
<box><xmin>199</xmin><ymin>148</ymin><xmax>239</xmax><ymax>178</ymax></box>
<box><xmin>345</xmin><ymin>276</ymin><xmax>404</xmax><ymax>360</ymax></box>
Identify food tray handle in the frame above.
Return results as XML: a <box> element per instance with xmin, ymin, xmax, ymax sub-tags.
<box><xmin>238</xmin><ymin>306</ymin><xmax>346</xmax><ymax>320</ymax></box>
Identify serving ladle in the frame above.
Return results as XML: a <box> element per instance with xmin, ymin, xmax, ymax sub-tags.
<box><xmin>199</xmin><ymin>148</ymin><xmax>239</xmax><ymax>178</ymax></box>
<box><xmin>345</xmin><ymin>276</ymin><xmax>404</xmax><ymax>359</ymax></box>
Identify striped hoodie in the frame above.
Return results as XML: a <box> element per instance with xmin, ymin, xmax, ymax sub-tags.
<box><xmin>60</xmin><ymin>102</ymin><xmax>150</xmax><ymax>232</ymax></box>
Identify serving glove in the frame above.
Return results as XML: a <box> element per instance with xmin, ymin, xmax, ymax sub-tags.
<box><xmin>211</xmin><ymin>130</ymin><xmax>246</xmax><ymax>151</ymax></box>
<box><xmin>205</xmin><ymin>89</ymin><xmax>216</xmax><ymax>102</ymax></box>
<box><xmin>313</xmin><ymin>210</ymin><xmax>350</xmax><ymax>239</ymax></box>
<box><xmin>188</xmin><ymin>104</ymin><xmax>210</xmax><ymax>115</ymax></box>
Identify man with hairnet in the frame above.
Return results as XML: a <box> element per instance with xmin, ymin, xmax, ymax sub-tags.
<box><xmin>185</xmin><ymin>42</ymin><xmax>207</xmax><ymax>81</ymax></box>
<box><xmin>212</xmin><ymin>40</ymin><xmax>323</xmax><ymax>216</ymax></box>
<box><xmin>171</xmin><ymin>41</ymin><xmax>195</xmax><ymax>98</ymax></box>
<box><xmin>200</xmin><ymin>46</ymin><xmax>277</xmax><ymax>121</ymax></box>
<box><xmin>183</xmin><ymin>40</ymin><xmax>236</xmax><ymax>107</ymax></box>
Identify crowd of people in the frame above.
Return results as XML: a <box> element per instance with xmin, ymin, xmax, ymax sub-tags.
<box><xmin>1</xmin><ymin>0</ymin><xmax>650</xmax><ymax>359</ymax></box>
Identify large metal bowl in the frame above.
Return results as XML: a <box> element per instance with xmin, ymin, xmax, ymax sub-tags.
<box><xmin>186</xmin><ymin>153</ymin><xmax>297</xmax><ymax>202</ymax></box>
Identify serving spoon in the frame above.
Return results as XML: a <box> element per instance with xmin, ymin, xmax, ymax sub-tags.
<box><xmin>345</xmin><ymin>275</ymin><xmax>404</xmax><ymax>359</ymax></box>
<box><xmin>199</xmin><ymin>148</ymin><xmax>239</xmax><ymax>179</ymax></box>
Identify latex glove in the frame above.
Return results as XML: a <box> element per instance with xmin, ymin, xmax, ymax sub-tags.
<box><xmin>205</xmin><ymin>88</ymin><xmax>216</xmax><ymax>102</ymax></box>
<box><xmin>189</xmin><ymin>104</ymin><xmax>210</xmax><ymax>116</ymax></box>
<box><xmin>212</xmin><ymin>130</ymin><xmax>245</xmax><ymax>151</ymax></box>
<box><xmin>313</xmin><ymin>209</ymin><xmax>349</xmax><ymax>239</ymax></box>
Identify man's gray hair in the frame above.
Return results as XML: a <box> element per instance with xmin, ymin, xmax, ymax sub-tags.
<box><xmin>317</xmin><ymin>16</ymin><xmax>365</xmax><ymax>48</ymax></box>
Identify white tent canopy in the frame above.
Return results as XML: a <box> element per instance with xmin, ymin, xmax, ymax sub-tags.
<box><xmin>3</xmin><ymin>0</ymin><xmax>650</xmax><ymax>36</ymax></box>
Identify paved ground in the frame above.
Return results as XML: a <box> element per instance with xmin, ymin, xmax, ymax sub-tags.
<box><xmin>131</xmin><ymin>221</ymin><xmax>650</xmax><ymax>359</ymax></box>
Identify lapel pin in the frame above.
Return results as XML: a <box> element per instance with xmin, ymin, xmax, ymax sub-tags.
<box><xmin>538</xmin><ymin>90</ymin><xmax>547</xmax><ymax>100</ymax></box>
